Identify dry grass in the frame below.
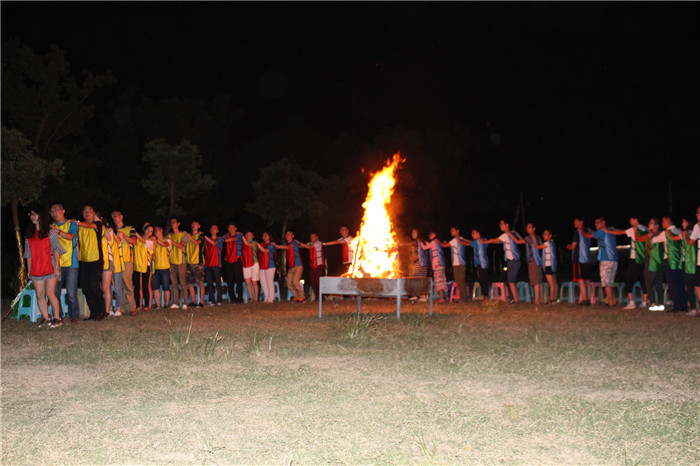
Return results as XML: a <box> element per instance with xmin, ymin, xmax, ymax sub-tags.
<box><xmin>2</xmin><ymin>299</ymin><xmax>699</xmax><ymax>464</ymax></box>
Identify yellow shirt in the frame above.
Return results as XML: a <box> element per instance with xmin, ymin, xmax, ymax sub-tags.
<box><xmin>78</xmin><ymin>224</ymin><xmax>101</xmax><ymax>262</ymax></box>
<box><xmin>116</xmin><ymin>225</ymin><xmax>134</xmax><ymax>263</ymax></box>
<box><xmin>186</xmin><ymin>232</ymin><xmax>203</xmax><ymax>265</ymax></box>
<box><xmin>102</xmin><ymin>229</ymin><xmax>124</xmax><ymax>273</ymax></box>
<box><xmin>53</xmin><ymin>220</ymin><xmax>77</xmax><ymax>267</ymax></box>
<box><xmin>154</xmin><ymin>240</ymin><xmax>171</xmax><ymax>270</ymax></box>
<box><xmin>133</xmin><ymin>239</ymin><xmax>153</xmax><ymax>274</ymax></box>
<box><xmin>168</xmin><ymin>232</ymin><xmax>186</xmax><ymax>265</ymax></box>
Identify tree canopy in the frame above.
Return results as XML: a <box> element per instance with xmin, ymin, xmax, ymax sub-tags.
<box><xmin>141</xmin><ymin>138</ymin><xmax>216</xmax><ymax>219</ymax></box>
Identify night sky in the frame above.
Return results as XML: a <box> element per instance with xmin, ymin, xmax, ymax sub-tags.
<box><xmin>3</xmin><ymin>2</ymin><xmax>699</xmax><ymax>247</ymax></box>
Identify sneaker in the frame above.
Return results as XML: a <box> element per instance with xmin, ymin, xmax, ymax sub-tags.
<box><xmin>684</xmin><ymin>309</ymin><xmax>699</xmax><ymax>317</ymax></box>
<box><xmin>37</xmin><ymin>317</ymin><xmax>49</xmax><ymax>327</ymax></box>
<box><xmin>207</xmin><ymin>302</ymin><xmax>214</xmax><ymax>307</ymax></box>
<box><xmin>169</xmin><ymin>304</ymin><xmax>179</xmax><ymax>309</ymax></box>
<box><xmin>70</xmin><ymin>317</ymin><xmax>79</xmax><ymax>324</ymax></box>
<box><xmin>197</xmin><ymin>303</ymin><xmax>203</xmax><ymax>308</ymax></box>
<box><xmin>640</xmin><ymin>301</ymin><xmax>648</xmax><ymax>308</ymax></box>
<box><xmin>649</xmin><ymin>305</ymin><xmax>665</xmax><ymax>311</ymax></box>
<box><xmin>216</xmin><ymin>302</ymin><xmax>222</xmax><ymax>306</ymax></box>
<box><xmin>112</xmin><ymin>310</ymin><xmax>122</xmax><ymax>317</ymax></box>
<box><xmin>182</xmin><ymin>304</ymin><xmax>188</xmax><ymax>310</ymax></box>
<box><xmin>623</xmin><ymin>302</ymin><xmax>636</xmax><ymax>310</ymax></box>
<box><xmin>50</xmin><ymin>319</ymin><xmax>62</xmax><ymax>328</ymax></box>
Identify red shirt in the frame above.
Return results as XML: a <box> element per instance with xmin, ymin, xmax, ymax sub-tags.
<box><xmin>27</xmin><ymin>233</ymin><xmax>53</xmax><ymax>276</ymax></box>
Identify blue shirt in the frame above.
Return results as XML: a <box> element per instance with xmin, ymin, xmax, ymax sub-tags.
<box><xmin>572</xmin><ymin>230</ymin><xmax>591</xmax><ymax>264</ymax></box>
<box><xmin>525</xmin><ymin>235</ymin><xmax>543</xmax><ymax>265</ymax></box>
<box><xmin>470</xmin><ymin>241</ymin><xmax>489</xmax><ymax>268</ymax></box>
<box><xmin>541</xmin><ymin>240</ymin><xmax>558</xmax><ymax>273</ymax></box>
<box><xmin>593</xmin><ymin>229</ymin><xmax>618</xmax><ymax>261</ymax></box>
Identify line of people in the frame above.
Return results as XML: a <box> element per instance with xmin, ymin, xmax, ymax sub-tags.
<box><xmin>22</xmin><ymin>202</ymin><xmax>700</xmax><ymax>328</ymax></box>
<box><xmin>408</xmin><ymin>208</ymin><xmax>700</xmax><ymax>315</ymax></box>
<box><xmin>24</xmin><ymin>203</ymin><xmax>358</xmax><ymax>326</ymax></box>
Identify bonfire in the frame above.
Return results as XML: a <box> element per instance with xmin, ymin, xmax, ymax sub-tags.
<box><xmin>345</xmin><ymin>153</ymin><xmax>404</xmax><ymax>279</ymax></box>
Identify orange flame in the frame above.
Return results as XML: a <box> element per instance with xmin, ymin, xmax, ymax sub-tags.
<box><xmin>345</xmin><ymin>153</ymin><xmax>404</xmax><ymax>278</ymax></box>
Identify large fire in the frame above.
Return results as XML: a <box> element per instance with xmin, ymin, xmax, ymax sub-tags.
<box><xmin>345</xmin><ymin>153</ymin><xmax>404</xmax><ymax>278</ymax></box>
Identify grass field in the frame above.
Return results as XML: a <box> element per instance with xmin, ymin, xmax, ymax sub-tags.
<box><xmin>2</xmin><ymin>298</ymin><xmax>699</xmax><ymax>465</ymax></box>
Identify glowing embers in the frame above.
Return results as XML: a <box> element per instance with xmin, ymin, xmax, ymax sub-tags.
<box><xmin>345</xmin><ymin>153</ymin><xmax>403</xmax><ymax>278</ymax></box>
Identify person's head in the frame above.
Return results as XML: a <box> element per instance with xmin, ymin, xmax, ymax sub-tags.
<box><xmin>82</xmin><ymin>205</ymin><xmax>95</xmax><ymax>222</ymax></box>
<box><xmin>227</xmin><ymin>223</ymin><xmax>237</xmax><ymax>235</ymax></box>
<box><xmin>526</xmin><ymin>223</ymin><xmax>536</xmax><ymax>236</ymax></box>
<box><xmin>696</xmin><ymin>206</ymin><xmax>700</xmax><ymax>222</ymax></box>
<box><xmin>450</xmin><ymin>227</ymin><xmax>460</xmax><ymax>238</ymax></box>
<box><xmin>285</xmin><ymin>230</ymin><xmax>294</xmax><ymax>242</ymax></box>
<box><xmin>648</xmin><ymin>217</ymin><xmax>660</xmax><ymax>233</ymax></box>
<box><xmin>245</xmin><ymin>231</ymin><xmax>254</xmax><ymax>241</ymax></box>
<box><xmin>111</xmin><ymin>210</ymin><xmax>124</xmax><ymax>226</ymax></box>
<box><xmin>143</xmin><ymin>223</ymin><xmax>153</xmax><ymax>238</ymax></box>
<box><xmin>428</xmin><ymin>230</ymin><xmax>438</xmax><ymax>240</ymax></box>
<box><xmin>310</xmin><ymin>233</ymin><xmax>319</xmax><ymax>242</ymax></box>
<box><xmin>102</xmin><ymin>215</ymin><xmax>114</xmax><ymax>231</ymax></box>
<box><xmin>154</xmin><ymin>226</ymin><xmax>164</xmax><ymax>239</ymax></box>
<box><xmin>49</xmin><ymin>203</ymin><xmax>66</xmax><ymax>223</ymax></box>
<box><xmin>682</xmin><ymin>218</ymin><xmax>690</xmax><ymax>230</ymax></box>
<box><xmin>411</xmin><ymin>228</ymin><xmax>420</xmax><ymax>240</ymax></box>
<box><xmin>594</xmin><ymin>217</ymin><xmax>606</xmax><ymax>229</ymax></box>
<box><xmin>191</xmin><ymin>221</ymin><xmax>201</xmax><ymax>233</ymax></box>
<box><xmin>339</xmin><ymin>225</ymin><xmax>349</xmax><ymax>237</ymax></box>
<box><xmin>543</xmin><ymin>229</ymin><xmax>553</xmax><ymax>241</ymax></box>
<box><xmin>662</xmin><ymin>215</ymin><xmax>674</xmax><ymax>229</ymax></box>
<box><xmin>471</xmin><ymin>229</ymin><xmax>481</xmax><ymax>240</ymax></box>
<box><xmin>210</xmin><ymin>224</ymin><xmax>219</xmax><ymax>236</ymax></box>
<box><xmin>169</xmin><ymin>217</ymin><xmax>180</xmax><ymax>231</ymax></box>
<box><xmin>499</xmin><ymin>220</ymin><xmax>510</xmax><ymax>232</ymax></box>
<box><xmin>27</xmin><ymin>204</ymin><xmax>51</xmax><ymax>238</ymax></box>
<box><xmin>629</xmin><ymin>217</ymin><xmax>639</xmax><ymax>227</ymax></box>
<box><xmin>262</xmin><ymin>232</ymin><xmax>272</xmax><ymax>243</ymax></box>
<box><xmin>573</xmin><ymin>218</ymin><xmax>584</xmax><ymax>229</ymax></box>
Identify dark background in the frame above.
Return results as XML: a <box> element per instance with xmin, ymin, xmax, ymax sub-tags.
<box><xmin>3</xmin><ymin>2</ymin><xmax>699</xmax><ymax>289</ymax></box>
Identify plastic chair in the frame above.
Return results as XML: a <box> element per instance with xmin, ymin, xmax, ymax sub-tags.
<box><xmin>273</xmin><ymin>281</ymin><xmax>281</xmax><ymax>301</ymax></box>
<box><xmin>517</xmin><ymin>282</ymin><xmax>531</xmax><ymax>303</ymax></box>
<box><xmin>472</xmin><ymin>282</ymin><xmax>482</xmax><ymax>299</ymax></box>
<box><xmin>631</xmin><ymin>282</ymin><xmax>643</xmax><ymax>304</ymax></box>
<box><xmin>449</xmin><ymin>282</ymin><xmax>460</xmax><ymax>302</ymax></box>
<box><xmin>559</xmin><ymin>281</ymin><xmax>579</xmax><ymax>303</ymax></box>
<box><xmin>490</xmin><ymin>282</ymin><xmax>507</xmax><ymax>301</ymax></box>
<box><xmin>16</xmin><ymin>288</ymin><xmax>40</xmax><ymax>322</ymax></box>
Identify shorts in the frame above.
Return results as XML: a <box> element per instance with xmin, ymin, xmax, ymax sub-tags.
<box><xmin>528</xmin><ymin>262</ymin><xmax>543</xmax><ymax>285</ymax></box>
<box><xmin>243</xmin><ymin>263</ymin><xmax>260</xmax><ymax>281</ymax></box>
<box><xmin>544</xmin><ymin>266</ymin><xmax>555</xmax><ymax>275</ymax></box>
<box><xmin>151</xmin><ymin>269</ymin><xmax>171</xmax><ymax>291</ymax></box>
<box><xmin>186</xmin><ymin>263</ymin><xmax>205</xmax><ymax>284</ymax></box>
<box><xmin>573</xmin><ymin>262</ymin><xmax>592</xmax><ymax>281</ymax></box>
<box><xmin>506</xmin><ymin>260</ymin><xmax>520</xmax><ymax>283</ymax></box>
<box><xmin>599</xmin><ymin>261</ymin><xmax>618</xmax><ymax>288</ymax></box>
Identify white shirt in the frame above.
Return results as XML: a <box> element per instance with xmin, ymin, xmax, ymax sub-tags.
<box><xmin>625</xmin><ymin>225</ymin><xmax>647</xmax><ymax>261</ymax></box>
<box><xmin>691</xmin><ymin>224</ymin><xmax>700</xmax><ymax>266</ymax></box>
<box><xmin>498</xmin><ymin>233</ymin><xmax>515</xmax><ymax>260</ymax></box>
<box><xmin>448</xmin><ymin>237</ymin><xmax>466</xmax><ymax>266</ymax></box>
